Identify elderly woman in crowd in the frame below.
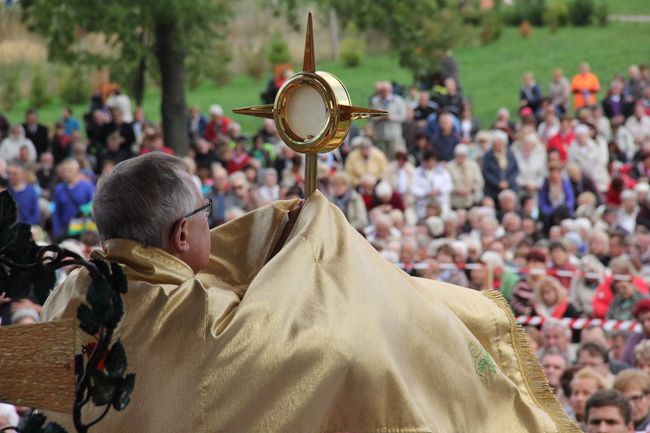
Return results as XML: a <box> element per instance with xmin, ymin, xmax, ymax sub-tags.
<box><xmin>568</xmin><ymin>124</ymin><xmax>610</xmax><ymax>192</ymax></box>
<box><xmin>512</xmin><ymin>129</ymin><xmax>547</xmax><ymax>199</ymax></box>
<box><xmin>447</xmin><ymin>144</ymin><xmax>484</xmax><ymax>210</ymax></box>
<box><xmin>539</xmin><ymin>163</ymin><xmax>575</xmax><ymax>232</ymax></box>
<box><xmin>571</xmin><ymin>254</ymin><xmax>606</xmax><ymax>317</ymax></box>
<box><xmin>329</xmin><ymin>172</ymin><xmax>368</xmax><ymax>231</ymax></box>
<box><xmin>481</xmin><ymin>130</ymin><xmax>519</xmax><ymax>204</ymax></box>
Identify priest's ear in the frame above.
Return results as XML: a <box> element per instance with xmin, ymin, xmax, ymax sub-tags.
<box><xmin>167</xmin><ymin>218</ymin><xmax>191</xmax><ymax>254</ymax></box>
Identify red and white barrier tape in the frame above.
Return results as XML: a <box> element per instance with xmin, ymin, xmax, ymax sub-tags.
<box><xmin>515</xmin><ymin>315</ymin><xmax>642</xmax><ymax>333</ymax></box>
<box><xmin>397</xmin><ymin>261</ymin><xmax>633</xmax><ymax>281</ymax></box>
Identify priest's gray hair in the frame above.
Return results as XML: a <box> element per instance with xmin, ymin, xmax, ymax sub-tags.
<box><xmin>93</xmin><ymin>153</ymin><xmax>197</xmax><ymax>248</ymax></box>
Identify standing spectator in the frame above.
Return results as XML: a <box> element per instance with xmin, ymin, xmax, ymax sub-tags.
<box><xmin>36</xmin><ymin>152</ymin><xmax>57</xmax><ymax>196</ymax></box>
<box><xmin>62</xmin><ymin>107</ymin><xmax>80</xmax><ymax>137</ymax></box>
<box><xmin>433</xmin><ymin>77</ymin><xmax>463</xmax><ymax>117</ymax></box>
<box><xmin>459</xmin><ymin>102</ymin><xmax>480</xmax><ymax>143</ymax></box>
<box><xmin>104</xmin><ymin>108</ymin><xmax>136</xmax><ymax>152</ymax></box>
<box><xmin>344</xmin><ymin>136</ymin><xmax>388</xmax><ymax>186</ymax></box>
<box><xmin>52</xmin><ymin>158</ymin><xmax>95</xmax><ymax>240</ymax></box>
<box><xmin>0</xmin><ymin>125</ymin><xmax>37</xmax><ymax>163</ymax></box>
<box><xmin>612</xmin><ymin>369</ymin><xmax>650</xmax><ymax>431</ymax></box>
<box><xmin>187</xmin><ymin>105</ymin><xmax>208</xmax><ymax>144</ymax></box>
<box><xmin>369</xmin><ymin>81</ymin><xmax>407</xmax><ymax>158</ymax></box>
<box><xmin>481</xmin><ymin>130</ymin><xmax>519</xmax><ymax>204</ymax></box>
<box><xmin>627</xmin><ymin>65</ymin><xmax>645</xmax><ymax>101</ymax></box>
<box><xmin>447</xmin><ymin>144</ymin><xmax>484</xmax><ymax>210</ymax></box>
<box><xmin>22</xmin><ymin>109</ymin><xmax>49</xmax><ymax>156</ymax></box>
<box><xmin>550</xmin><ymin>68</ymin><xmax>571</xmax><ymax>114</ymax></box>
<box><xmin>548</xmin><ymin>115</ymin><xmax>575</xmax><ymax>162</ymax></box>
<box><xmin>571</xmin><ymin>62</ymin><xmax>601</xmax><ymax>111</ymax></box>
<box><xmin>51</xmin><ymin>122</ymin><xmax>72</xmax><ymax>164</ymax></box>
<box><xmin>519</xmin><ymin>71</ymin><xmax>543</xmax><ymax>116</ymax></box>
<box><xmin>411</xmin><ymin>150</ymin><xmax>453</xmax><ymax>218</ymax></box>
<box><xmin>431</xmin><ymin>113</ymin><xmax>460</xmax><ymax>162</ymax></box>
<box><xmin>106</xmin><ymin>87</ymin><xmax>133</xmax><ymax>122</ymax></box>
<box><xmin>330</xmin><ymin>172</ymin><xmax>368</xmax><ymax>231</ymax></box>
<box><xmin>6</xmin><ymin>162</ymin><xmax>40</xmax><ymax>225</ymax></box>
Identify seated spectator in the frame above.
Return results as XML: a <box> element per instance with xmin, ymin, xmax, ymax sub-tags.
<box><xmin>567</xmin><ymin>163</ymin><xmax>601</xmax><ymax>209</ymax></box>
<box><xmin>510</xmin><ymin>249</ymin><xmax>547</xmax><ymax>316</ymax></box>
<box><xmin>584</xmin><ymin>389</ymin><xmax>633</xmax><ymax>433</ymax></box>
<box><xmin>538</xmin><ymin>106</ymin><xmax>561</xmax><ymax>144</ymax></box>
<box><xmin>612</xmin><ymin>369</ymin><xmax>650</xmax><ymax>431</ymax></box>
<box><xmin>6</xmin><ymin>161</ymin><xmax>40</xmax><ymax>226</ymax></box>
<box><xmin>371</xmin><ymin>181</ymin><xmax>405</xmax><ymax>213</ymax></box>
<box><xmin>549</xmin><ymin>241</ymin><xmax>577</xmax><ymax>291</ymax></box>
<box><xmin>205</xmin><ymin>164</ymin><xmax>235</xmax><ymax>227</ymax></box>
<box><xmin>226</xmin><ymin>137</ymin><xmax>252</xmax><ymax>174</ymax></box>
<box><xmin>228</xmin><ymin>171</ymin><xmax>260</xmax><ymax>213</ymax></box>
<box><xmin>602</xmin><ymin>80</ymin><xmax>634</xmax><ymax>120</ymax></box>
<box><xmin>539</xmin><ymin>164</ymin><xmax>575</xmax><ymax>231</ymax></box>
<box><xmin>330</xmin><ymin>172</ymin><xmax>368</xmax><ymax>231</ymax></box>
<box><xmin>492</xmin><ymin>108</ymin><xmax>516</xmax><ymax>142</ymax></box>
<box><xmin>344</xmin><ymin>136</ymin><xmax>388</xmax><ymax>186</ymax></box>
<box><xmin>568</xmin><ymin>367</ymin><xmax>607</xmax><ymax>429</ymax></box>
<box><xmin>548</xmin><ymin>115</ymin><xmax>574</xmax><ymax>162</ymax></box>
<box><xmin>411</xmin><ymin>150</ymin><xmax>453</xmax><ymax>219</ymax></box>
<box><xmin>97</xmin><ymin>131</ymin><xmax>132</xmax><ymax>171</ymax></box>
<box><xmin>580</xmin><ymin>325</ymin><xmax>630</xmax><ymax>374</ymax></box>
<box><xmin>384</xmin><ymin>149</ymin><xmax>415</xmax><ymax>203</ymax></box>
<box><xmin>204</xmin><ymin>104</ymin><xmax>232</xmax><ymax>144</ymax></box>
<box><xmin>541</xmin><ymin>349</ymin><xmax>569</xmax><ymax>406</ymax></box>
<box><xmin>616</xmin><ymin>190</ymin><xmax>640</xmax><ymax>234</ymax></box>
<box><xmin>541</xmin><ymin>318</ymin><xmax>574</xmax><ymax>361</ymax></box>
<box><xmin>430</xmin><ymin>113</ymin><xmax>460</xmax><ymax>162</ymax></box>
<box><xmin>594</xmin><ymin>255</ymin><xmax>649</xmax><ymax>320</ymax></box>
<box><xmin>626</xmin><ymin>102</ymin><xmax>650</xmax><ymax>147</ymax></box>
<box><xmin>193</xmin><ymin>138</ymin><xmax>223</xmax><ymax>174</ymax></box>
<box><xmin>512</xmin><ymin>131</ymin><xmax>547</xmax><ymax>198</ymax></box>
<box><xmin>258</xmin><ymin>168</ymin><xmax>280</xmax><ymax>205</ymax></box>
<box><xmin>447</xmin><ymin>144</ymin><xmax>484</xmax><ymax>210</ymax></box>
<box><xmin>568</xmin><ymin>124</ymin><xmax>610</xmax><ymax>192</ymax></box>
<box><xmin>577</xmin><ymin>342</ymin><xmax>615</xmax><ymax>387</ymax></box>
<box><xmin>621</xmin><ymin>300</ymin><xmax>650</xmax><ymax>366</ymax></box>
<box><xmin>0</xmin><ymin>124</ymin><xmax>37</xmax><ymax>163</ymax></box>
<box><xmin>412</xmin><ymin>91</ymin><xmax>438</xmax><ymax>124</ymax></box>
<box><xmin>634</xmin><ymin>341</ymin><xmax>650</xmax><ymax>375</ymax></box>
<box><xmin>572</xmin><ymin>254</ymin><xmax>606</xmax><ymax>316</ymax></box>
<box><xmin>482</xmin><ymin>130</ymin><xmax>518</xmax><ymax>204</ymax></box>
<box><xmin>535</xmin><ymin>275</ymin><xmax>580</xmax><ymax>319</ymax></box>
<box><xmin>431</xmin><ymin>243</ymin><xmax>469</xmax><ymax>287</ymax></box>
<box><xmin>398</xmin><ymin>238</ymin><xmax>418</xmax><ymax>276</ymax></box>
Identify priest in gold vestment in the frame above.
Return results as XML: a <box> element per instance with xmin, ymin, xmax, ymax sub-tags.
<box><xmin>43</xmin><ymin>153</ymin><xmax>579</xmax><ymax>432</ymax></box>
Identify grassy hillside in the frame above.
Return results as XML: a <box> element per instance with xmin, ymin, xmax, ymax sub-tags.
<box><xmin>3</xmin><ymin>22</ymin><xmax>650</xmax><ymax>134</ymax></box>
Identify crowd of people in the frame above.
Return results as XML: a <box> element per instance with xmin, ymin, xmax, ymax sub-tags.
<box><xmin>2</xmin><ymin>60</ymin><xmax>650</xmax><ymax>431</ymax></box>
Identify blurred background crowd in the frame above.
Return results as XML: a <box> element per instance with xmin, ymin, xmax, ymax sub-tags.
<box><xmin>2</xmin><ymin>59</ymin><xmax>650</xmax><ymax>430</ymax></box>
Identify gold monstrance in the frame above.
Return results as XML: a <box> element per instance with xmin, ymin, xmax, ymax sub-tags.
<box><xmin>233</xmin><ymin>13</ymin><xmax>387</xmax><ymax>197</ymax></box>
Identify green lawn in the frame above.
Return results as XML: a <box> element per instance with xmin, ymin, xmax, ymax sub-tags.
<box><xmin>607</xmin><ymin>0</ymin><xmax>650</xmax><ymax>15</ymax></box>
<box><xmin>3</xmin><ymin>22</ymin><xmax>650</xmax><ymax>134</ymax></box>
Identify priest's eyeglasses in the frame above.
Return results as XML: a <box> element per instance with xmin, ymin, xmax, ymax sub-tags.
<box><xmin>184</xmin><ymin>198</ymin><xmax>212</xmax><ymax>219</ymax></box>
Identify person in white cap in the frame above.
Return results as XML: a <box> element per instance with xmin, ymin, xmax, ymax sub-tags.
<box><xmin>204</xmin><ymin>103</ymin><xmax>232</xmax><ymax>143</ymax></box>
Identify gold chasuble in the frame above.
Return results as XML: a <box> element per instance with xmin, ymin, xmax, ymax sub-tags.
<box><xmin>43</xmin><ymin>192</ymin><xmax>578</xmax><ymax>433</ymax></box>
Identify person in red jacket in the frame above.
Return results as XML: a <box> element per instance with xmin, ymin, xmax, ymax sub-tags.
<box><xmin>592</xmin><ymin>255</ymin><xmax>649</xmax><ymax>319</ymax></box>
<box><xmin>547</xmin><ymin>115</ymin><xmax>574</xmax><ymax>161</ymax></box>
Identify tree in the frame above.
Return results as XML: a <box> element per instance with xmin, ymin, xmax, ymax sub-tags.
<box><xmin>20</xmin><ymin>0</ymin><xmax>232</xmax><ymax>155</ymax></box>
<box><xmin>274</xmin><ymin>0</ymin><xmax>466</xmax><ymax>81</ymax></box>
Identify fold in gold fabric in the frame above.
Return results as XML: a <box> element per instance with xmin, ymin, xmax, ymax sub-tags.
<box><xmin>43</xmin><ymin>192</ymin><xmax>579</xmax><ymax>433</ymax></box>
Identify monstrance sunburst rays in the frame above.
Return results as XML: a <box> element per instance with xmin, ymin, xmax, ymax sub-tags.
<box><xmin>233</xmin><ymin>12</ymin><xmax>387</xmax><ymax>197</ymax></box>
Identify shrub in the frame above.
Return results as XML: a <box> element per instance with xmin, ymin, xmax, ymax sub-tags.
<box><xmin>519</xmin><ymin>20</ymin><xmax>532</xmax><ymax>38</ymax></box>
<box><xmin>2</xmin><ymin>71</ymin><xmax>20</xmax><ymax>110</ymax></box>
<box><xmin>569</xmin><ymin>0</ymin><xmax>594</xmax><ymax>26</ymax></box>
<box><xmin>480</xmin><ymin>11</ymin><xmax>503</xmax><ymax>44</ymax></box>
<box><xmin>544</xmin><ymin>0</ymin><xmax>570</xmax><ymax>32</ymax></box>
<box><xmin>340</xmin><ymin>23</ymin><xmax>365</xmax><ymax>67</ymax></box>
<box><xmin>59</xmin><ymin>64</ymin><xmax>89</xmax><ymax>104</ymax></box>
<box><xmin>501</xmin><ymin>0</ymin><xmax>546</xmax><ymax>26</ymax></box>
<box><xmin>29</xmin><ymin>67</ymin><xmax>50</xmax><ymax>108</ymax></box>
<box><xmin>594</xmin><ymin>0</ymin><xmax>609</xmax><ymax>26</ymax></box>
<box><xmin>266</xmin><ymin>33</ymin><xmax>291</xmax><ymax>66</ymax></box>
<box><xmin>245</xmin><ymin>48</ymin><xmax>267</xmax><ymax>80</ymax></box>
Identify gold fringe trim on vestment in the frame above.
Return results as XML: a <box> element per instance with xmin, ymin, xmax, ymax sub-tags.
<box><xmin>482</xmin><ymin>290</ymin><xmax>581</xmax><ymax>433</ymax></box>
